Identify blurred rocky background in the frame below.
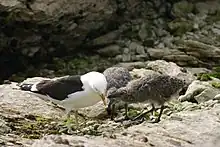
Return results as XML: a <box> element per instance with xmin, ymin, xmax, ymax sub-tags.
<box><xmin>1</xmin><ymin>0</ymin><xmax>220</xmax><ymax>83</ymax></box>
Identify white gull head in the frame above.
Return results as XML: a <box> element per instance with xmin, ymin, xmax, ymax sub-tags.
<box><xmin>80</xmin><ymin>71</ymin><xmax>108</xmax><ymax>105</ymax></box>
<box><xmin>62</xmin><ymin>71</ymin><xmax>108</xmax><ymax>110</ymax></box>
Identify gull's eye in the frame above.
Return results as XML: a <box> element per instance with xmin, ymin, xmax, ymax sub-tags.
<box><xmin>93</xmin><ymin>86</ymin><xmax>101</xmax><ymax>95</ymax></box>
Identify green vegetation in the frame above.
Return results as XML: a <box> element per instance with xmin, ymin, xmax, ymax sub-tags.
<box><xmin>211</xmin><ymin>82</ymin><xmax>220</xmax><ymax>88</ymax></box>
<box><xmin>13</xmin><ymin>115</ymin><xmax>61</xmax><ymax>139</ymax></box>
<box><xmin>196</xmin><ymin>71</ymin><xmax>220</xmax><ymax>81</ymax></box>
<box><xmin>127</xmin><ymin>109</ymin><xmax>139</xmax><ymax>118</ymax></box>
<box><xmin>9</xmin><ymin>55</ymin><xmax>116</xmax><ymax>82</ymax></box>
<box><xmin>196</xmin><ymin>73</ymin><xmax>212</xmax><ymax>81</ymax></box>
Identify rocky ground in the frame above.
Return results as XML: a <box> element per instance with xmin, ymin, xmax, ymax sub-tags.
<box><xmin>1</xmin><ymin>60</ymin><xmax>220</xmax><ymax>146</ymax></box>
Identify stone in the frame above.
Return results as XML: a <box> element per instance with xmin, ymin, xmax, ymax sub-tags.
<box><xmin>122</xmin><ymin>54</ymin><xmax>131</xmax><ymax>62</ymax></box>
<box><xmin>147</xmin><ymin>48</ymin><xmax>185</xmax><ymax>60</ymax></box>
<box><xmin>136</xmin><ymin>46</ymin><xmax>145</xmax><ymax>55</ymax></box>
<box><xmin>212</xmin><ymin>28</ymin><xmax>220</xmax><ymax>36</ymax></box>
<box><xmin>0</xmin><ymin>119</ymin><xmax>11</xmax><ymax>135</ymax></box>
<box><xmin>129</xmin><ymin>68</ymin><xmax>159</xmax><ymax>79</ymax></box>
<box><xmin>115</xmin><ymin>62</ymin><xmax>148</xmax><ymax>71</ymax></box>
<box><xmin>168</xmin><ymin>19</ymin><xmax>194</xmax><ymax>36</ymax></box>
<box><xmin>131</xmin><ymin>54</ymin><xmax>148</xmax><ymax>61</ymax></box>
<box><xmin>138</xmin><ymin>22</ymin><xmax>148</xmax><ymax>41</ymax></box>
<box><xmin>115</xmin><ymin>55</ymin><xmax>123</xmax><ymax>61</ymax></box>
<box><xmin>172</xmin><ymin>1</ymin><xmax>194</xmax><ymax>18</ymax></box>
<box><xmin>97</xmin><ymin>45</ymin><xmax>122</xmax><ymax>57</ymax></box>
<box><xmin>1</xmin><ymin>72</ymin><xmax>220</xmax><ymax>146</ymax></box>
<box><xmin>146</xmin><ymin>60</ymin><xmax>196</xmax><ymax>84</ymax></box>
<box><xmin>185</xmin><ymin>68</ymin><xmax>212</xmax><ymax>75</ymax></box>
<box><xmin>178</xmin><ymin>80</ymin><xmax>220</xmax><ymax>103</ymax></box>
<box><xmin>90</xmin><ymin>30</ymin><xmax>121</xmax><ymax>46</ymax></box>
<box><xmin>195</xmin><ymin>1</ymin><xmax>220</xmax><ymax>15</ymax></box>
<box><xmin>123</xmin><ymin>48</ymin><xmax>130</xmax><ymax>54</ymax></box>
<box><xmin>128</xmin><ymin>42</ymin><xmax>145</xmax><ymax>55</ymax></box>
<box><xmin>125</xmin><ymin>103</ymin><xmax>220</xmax><ymax>147</ymax></box>
<box><xmin>176</xmin><ymin>40</ymin><xmax>220</xmax><ymax>58</ymax></box>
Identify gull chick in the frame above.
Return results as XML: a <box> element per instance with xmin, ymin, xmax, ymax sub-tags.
<box><xmin>103</xmin><ymin>66</ymin><xmax>132</xmax><ymax>119</ymax></box>
<box><xmin>107</xmin><ymin>74</ymin><xmax>185</xmax><ymax>122</ymax></box>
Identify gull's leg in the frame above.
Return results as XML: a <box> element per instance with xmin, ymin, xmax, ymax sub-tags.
<box><xmin>150</xmin><ymin>105</ymin><xmax>165</xmax><ymax>123</ymax></box>
<box><xmin>64</xmin><ymin>109</ymin><xmax>74</xmax><ymax>134</ymax></box>
<box><xmin>74</xmin><ymin>110</ymin><xmax>79</xmax><ymax>128</ymax></box>
<box><xmin>132</xmin><ymin>104</ymin><xmax>155</xmax><ymax>121</ymax></box>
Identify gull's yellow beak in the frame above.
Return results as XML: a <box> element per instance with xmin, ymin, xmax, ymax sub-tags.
<box><xmin>100</xmin><ymin>94</ymin><xmax>107</xmax><ymax>107</ymax></box>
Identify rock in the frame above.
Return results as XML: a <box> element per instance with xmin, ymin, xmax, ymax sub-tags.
<box><xmin>138</xmin><ymin>22</ymin><xmax>149</xmax><ymax>41</ymax></box>
<box><xmin>185</xmin><ymin>68</ymin><xmax>212</xmax><ymax>75</ymax></box>
<box><xmin>163</xmin><ymin>54</ymin><xmax>200</xmax><ymax>66</ymax></box>
<box><xmin>178</xmin><ymin>80</ymin><xmax>220</xmax><ymax>103</ymax></box>
<box><xmin>79</xmin><ymin>101</ymin><xmax>109</xmax><ymax>118</ymax></box>
<box><xmin>176</xmin><ymin>40</ymin><xmax>220</xmax><ymax>58</ymax></box>
<box><xmin>122</xmin><ymin>54</ymin><xmax>131</xmax><ymax>62</ymax></box>
<box><xmin>168</xmin><ymin>19</ymin><xmax>194</xmax><ymax>36</ymax></box>
<box><xmin>138</xmin><ymin>22</ymin><xmax>157</xmax><ymax>43</ymax></box>
<box><xmin>172</xmin><ymin>1</ymin><xmax>194</xmax><ymax>18</ymax></box>
<box><xmin>0</xmin><ymin>119</ymin><xmax>11</xmax><ymax>135</ymax></box>
<box><xmin>131</xmin><ymin>54</ymin><xmax>149</xmax><ymax>61</ymax></box>
<box><xmin>123</xmin><ymin>48</ymin><xmax>130</xmax><ymax>54</ymax></box>
<box><xmin>125</xmin><ymin>103</ymin><xmax>220</xmax><ymax>147</ymax></box>
<box><xmin>115</xmin><ymin>55</ymin><xmax>123</xmax><ymax>61</ymax></box>
<box><xmin>147</xmin><ymin>48</ymin><xmax>186</xmax><ymax>60</ymax></box>
<box><xmin>128</xmin><ymin>42</ymin><xmax>145</xmax><ymax>55</ymax></box>
<box><xmin>0</xmin><ymin>82</ymin><xmax>64</xmax><ymax>118</ymax></box>
<box><xmin>88</xmin><ymin>30</ymin><xmax>121</xmax><ymax>47</ymax></box>
<box><xmin>1</xmin><ymin>75</ymin><xmax>220</xmax><ymax>146</ymax></box>
<box><xmin>211</xmin><ymin>28</ymin><xmax>220</xmax><ymax>36</ymax></box>
<box><xmin>130</xmin><ymin>68</ymin><xmax>159</xmax><ymax>79</ymax></box>
<box><xmin>195</xmin><ymin>1</ymin><xmax>220</xmax><ymax>15</ymax></box>
<box><xmin>97</xmin><ymin>45</ymin><xmax>122</xmax><ymax>57</ymax></box>
<box><xmin>0</xmin><ymin>0</ymin><xmax>121</xmax><ymax>80</ymax></box>
<box><xmin>31</xmin><ymin>134</ymin><xmax>146</xmax><ymax>147</ymax></box>
<box><xmin>146</xmin><ymin>60</ymin><xmax>196</xmax><ymax>84</ymax></box>
<box><xmin>115</xmin><ymin>62</ymin><xmax>148</xmax><ymax>71</ymax></box>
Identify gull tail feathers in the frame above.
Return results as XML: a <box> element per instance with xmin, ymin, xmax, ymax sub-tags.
<box><xmin>19</xmin><ymin>83</ymin><xmax>38</xmax><ymax>92</ymax></box>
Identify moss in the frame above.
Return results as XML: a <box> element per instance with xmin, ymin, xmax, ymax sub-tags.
<box><xmin>196</xmin><ymin>72</ymin><xmax>220</xmax><ymax>81</ymax></box>
<box><xmin>8</xmin><ymin>54</ymin><xmax>116</xmax><ymax>82</ymax></box>
<box><xmin>52</xmin><ymin>55</ymin><xmax>116</xmax><ymax>76</ymax></box>
<box><xmin>196</xmin><ymin>73</ymin><xmax>212</xmax><ymax>81</ymax></box>
<box><xmin>211</xmin><ymin>82</ymin><xmax>220</xmax><ymax>88</ymax></box>
<box><xmin>213</xmin><ymin>67</ymin><xmax>220</xmax><ymax>73</ymax></box>
<box><xmin>210</xmin><ymin>73</ymin><xmax>220</xmax><ymax>79</ymax></box>
<box><xmin>127</xmin><ymin>109</ymin><xmax>139</xmax><ymax>118</ymax></box>
<box><xmin>8</xmin><ymin>114</ymin><xmax>61</xmax><ymax>139</ymax></box>
<box><xmin>206</xmin><ymin>10</ymin><xmax>220</xmax><ymax>24</ymax></box>
<box><xmin>168</xmin><ymin>19</ymin><xmax>194</xmax><ymax>36</ymax></box>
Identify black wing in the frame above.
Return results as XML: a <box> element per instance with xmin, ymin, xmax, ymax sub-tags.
<box><xmin>35</xmin><ymin>75</ymin><xmax>84</xmax><ymax>100</ymax></box>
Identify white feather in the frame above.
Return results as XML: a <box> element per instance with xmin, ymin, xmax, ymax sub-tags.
<box><xmin>30</xmin><ymin>82</ymin><xmax>39</xmax><ymax>91</ymax></box>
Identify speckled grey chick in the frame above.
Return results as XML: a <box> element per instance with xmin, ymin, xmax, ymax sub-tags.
<box><xmin>103</xmin><ymin>66</ymin><xmax>132</xmax><ymax>119</ymax></box>
<box><xmin>103</xmin><ymin>66</ymin><xmax>132</xmax><ymax>90</ymax></box>
<box><xmin>107</xmin><ymin>74</ymin><xmax>185</xmax><ymax>122</ymax></box>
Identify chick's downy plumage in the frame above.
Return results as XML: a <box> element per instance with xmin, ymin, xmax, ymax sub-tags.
<box><xmin>107</xmin><ymin>74</ymin><xmax>186</xmax><ymax>122</ymax></box>
<box><xmin>103</xmin><ymin>66</ymin><xmax>132</xmax><ymax>119</ymax></box>
<box><xmin>103</xmin><ymin>66</ymin><xmax>132</xmax><ymax>91</ymax></box>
